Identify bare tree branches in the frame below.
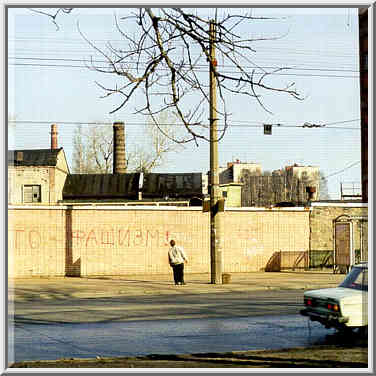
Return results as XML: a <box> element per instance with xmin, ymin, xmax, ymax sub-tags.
<box><xmin>30</xmin><ymin>8</ymin><xmax>303</xmax><ymax>144</ymax></box>
<box><xmin>28</xmin><ymin>8</ymin><xmax>73</xmax><ymax>30</ymax></box>
<box><xmin>79</xmin><ymin>8</ymin><xmax>302</xmax><ymax>144</ymax></box>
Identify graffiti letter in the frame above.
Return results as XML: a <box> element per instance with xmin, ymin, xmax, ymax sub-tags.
<box><xmin>134</xmin><ymin>229</ymin><xmax>143</xmax><ymax>246</ymax></box>
<box><xmin>29</xmin><ymin>230</ymin><xmax>41</xmax><ymax>249</ymax></box>
<box><xmin>72</xmin><ymin>231</ymin><xmax>86</xmax><ymax>245</ymax></box>
<box><xmin>118</xmin><ymin>229</ymin><xmax>130</xmax><ymax>247</ymax></box>
<box><xmin>146</xmin><ymin>230</ymin><xmax>158</xmax><ymax>246</ymax></box>
<box><xmin>13</xmin><ymin>229</ymin><xmax>25</xmax><ymax>249</ymax></box>
<box><xmin>101</xmin><ymin>230</ymin><xmax>114</xmax><ymax>246</ymax></box>
<box><xmin>86</xmin><ymin>229</ymin><xmax>98</xmax><ymax>247</ymax></box>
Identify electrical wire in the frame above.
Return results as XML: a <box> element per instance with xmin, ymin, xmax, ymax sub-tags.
<box><xmin>8</xmin><ymin>119</ymin><xmax>361</xmax><ymax>130</ymax></box>
<box><xmin>7</xmin><ymin>57</ymin><xmax>360</xmax><ymax>73</ymax></box>
<box><xmin>7</xmin><ymin>63</ymin><xmax>360</xmax><ymax>79</ymax></box>
<box><xmin>321</xmin><ymin>161</ymin><xmax>361</xmax><ymax>180</ymax></box>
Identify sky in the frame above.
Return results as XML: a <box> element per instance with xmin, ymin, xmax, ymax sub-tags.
<box><xmin>6</xmin><ymin>6</ymin><xmax>364</xmax><ymax>199</ymax></box>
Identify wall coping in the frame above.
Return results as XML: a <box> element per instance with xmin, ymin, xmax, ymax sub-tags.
<box><xmin>226</xmin><ymin>207</ymin><xmax>311</xmax><ymax>212</ymax></box>
<box><xmin>8</xmin><ymin>205</ymin><xmax>310</xmax><ymax>212</ymax></box>
<box><xmin>8</xmin><ymin>205</ymin><xmax>203</xmax><ymax>211</ymax></box>
<box><xmin>9</xmin><ymin>204</ymin><xmax>367</xmax><ymax>211</ymax></box>
<box><xmin>311</xmin><ymin>202</ymin><xmax>368</xmax><ymax>208</ymax></box>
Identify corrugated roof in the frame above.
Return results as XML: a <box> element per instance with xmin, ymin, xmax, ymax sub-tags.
<box><xmin>8</xmin><ymin>148</ymin><xmax>63</xmax><ymax>167</ymax></box>
<box><xmin>142</xmin><ymin>173</ymin><xmax>203</xmax><ymax>198</ymax></box>
<box><xmin>62</xmin><ymin>172</ymin><xmax>203</xmax><ymax>201</ymax></box>
<box><xmin>63</xmin><ymin>173</ymin><xmax>140</xmax><ymax>199</ymax></box>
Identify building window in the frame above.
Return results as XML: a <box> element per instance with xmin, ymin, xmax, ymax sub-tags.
<box><xmin>23</xmin><ymin>185</ymin><xmax>41</xmax><ymax>203</ymax></box>
<box><xmin>222</xmin><ymin>191</ymin><xmax>228</xmax><ymax>198</ymax></box>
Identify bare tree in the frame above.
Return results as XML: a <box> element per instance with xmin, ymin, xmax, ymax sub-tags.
<box><xmin>29</xmin><ymin>7</ymin><xmax>303</xmax><ymax>143</ymax></box>
<box><xmin>127</xmin><ymin>111</ymin><xmax>184</xmax><ymax>172</ymax></box>
<box><xmin>319</xmin><ymin>170</ymin><xmax>331</xmax><ymax>200</ymax></box>
<box><xmin>72</xmin><ymin>113</ymin><xmax>182</xmax><ymax>174</ymax></box>
<box><xmin>72</xmin><ymin>124</ymin><xmax>113</xmax><ymax>173</ymax></box>
<box><xmin>72</xmin><ymin>8</ymin><xmax>303</xmax><ymax>145</ymax></box>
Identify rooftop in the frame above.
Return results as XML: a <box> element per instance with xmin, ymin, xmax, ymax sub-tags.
<box><xmin>8</xmin><ymin>148</ymin><xmax>64</xmax><ymax>167</ymax></box>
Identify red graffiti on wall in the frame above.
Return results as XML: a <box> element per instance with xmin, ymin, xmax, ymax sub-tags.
<box><xmin>10</xmin><ymin>228</ymin><xmax>42</xmax><ymax>250</ymax></box>
<box><xmin>10</xmin><ymin>227</ymin><xmax>193</xmax><ymax>249</ymax></box>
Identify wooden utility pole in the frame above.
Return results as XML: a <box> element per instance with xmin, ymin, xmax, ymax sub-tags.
<box><xmin>209</xmin><ymin>20</ymin><xmax>223</xmax><ymax>284</ymax></box>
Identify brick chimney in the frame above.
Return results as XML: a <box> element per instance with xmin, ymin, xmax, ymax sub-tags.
<box><xmin>51</xmin><ymin>124</ymin><xmax>58</xmax><ymax>149</ymax></box>
<box><xmin>16</xmin><ymin>151</ymin><xmax>23</xmax><ymax>162</ymax></box>
<box><xmin>113</xmin><ymin>122</ymin><xmax>127</xmax><ymax>174</ymax></box>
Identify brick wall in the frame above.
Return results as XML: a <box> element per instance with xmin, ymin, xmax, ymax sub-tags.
<box><xmin>9</xmin><ymin>206</ymin><xmax>311</xmax><ymax>277</ymax></box>
<box><xmin>309</xmin><ymin>204</ymin><xmax>368</xmax><ymax>260</ymax></box>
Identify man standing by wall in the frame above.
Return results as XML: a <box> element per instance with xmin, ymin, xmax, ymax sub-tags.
<box><xmin>168</xmin><ymin>240</ymin><xmax>188</xmax><ymax>285</ymax></box>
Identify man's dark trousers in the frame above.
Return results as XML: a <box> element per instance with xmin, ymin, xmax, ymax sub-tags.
<box><xmin>172</xmin><ymin>263</ymin><xmax>184</xmax><ymax>284</ymax></box>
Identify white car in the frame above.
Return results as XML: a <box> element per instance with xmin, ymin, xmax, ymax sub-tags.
<box><xmin>300</xmin><ymin>262</ymin><xmax>368</xmax><ymax>333</ymax></box>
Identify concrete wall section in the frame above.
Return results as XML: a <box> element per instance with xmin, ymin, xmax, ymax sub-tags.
<box><xmin>9</xmin><ymin>208</ymin><xmax>66</xmax><ymax>276</ymax></box>
<box><xmin>8</xmin><ymin>207</ymin><xmax>211</xmax><ymax>277</ymax></box>
<box><xmin>9</xmin><ymin>206</ymin><xmax>311</xmax><ymax>277</ymax></box>
<box><xmin>11</xmin><ymin>205</ymin><xmax>366</xmax><ymax>277</ymax></box>
<box><xmin>222</xmin><ymin>210</ymin><xmax>310</xmax><ymax>272</ymax></box>
<box><xmin>68</xmin><ymin>208</ymin><xmax>210</xmax><ymax>276</ymax></box>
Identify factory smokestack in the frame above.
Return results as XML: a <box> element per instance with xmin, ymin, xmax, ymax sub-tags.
<box><xmin>51</xmin><ymin>124</ymin><xmax>58</xmax><ymax>149</ymax></box>
<box><xmin>113</xmin><ymin>122</ymin><xmax>126</xmax><ymax>174</ymax></box>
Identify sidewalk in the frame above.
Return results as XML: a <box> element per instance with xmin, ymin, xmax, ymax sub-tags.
<box><xmin>9</xmin><ymin>270</ymin><xmax>345</xmax><ymax>302</ymax></box>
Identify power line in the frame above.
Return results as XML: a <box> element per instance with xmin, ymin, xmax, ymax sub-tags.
<box><xmin>8</xmin><ymin>119</ymin><xmax>360</xmax><ymax>130</ymax></box>
<box><xmin>321</xmin><ymin>161</ymin><xmax>361</xmax><ymax>180</ymax></box>
<box><xmin>8</xmin><ymin>57</ymin><xmax>360</xmax><ymax>73</ymax></box>
<box><xmin>8</xmin><ymin>63</ymin><xmax>360</xmax><ymax>79</ymax></box>
<box><xmin>8</xmin><ymin>37</ymin><xmax>359</xmax><ymax>57</ymax></box>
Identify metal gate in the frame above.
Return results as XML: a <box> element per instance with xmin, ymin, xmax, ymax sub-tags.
<box><xmin>333</xmin><ymin>215</ymin><xmax>353</xmax><ymax>274</ymax></box>
<box><xmin>333</xmin><ymin>214</ymin><xmax>368</xmax><ymax>274</ymax></box>
<box><xmin>266</xmin><ymin>250</ymin><xmax>308</xmax><ymax>272</ymax></box>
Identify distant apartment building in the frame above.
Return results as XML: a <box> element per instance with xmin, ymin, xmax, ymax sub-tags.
<box><xmin>283</xmin><ymin>164</ymin><xmax>320</xmax><ymax>200</ymax></box>
<box><xmin>219</xmin><ymin>160</ymin><xmax>262</xmax><ymax>184</ymax></box>
<box><xmin>215</xmin><ymin>160</ymin><xmax>320</xmax><ymax>207</ymax></box>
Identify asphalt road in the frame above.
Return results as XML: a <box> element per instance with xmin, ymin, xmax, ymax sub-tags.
<box><xmin>13</xmin><ymin>289</ymin><xmax>304</xmax><ymax>324</ymax></box>
<box><xmin>11</xmin><ymin>313</ymin><xmax>336</xmax><ymax>363</ymax></box>
<box><xmin>9</xmin><ymin>272</ymin><xmax>356</xmax><ymax>366</ymax></box>
<box><xmin>10</xmin><ymin>288</ymin><xmax>343</xmax><ymax>363</ymax></box>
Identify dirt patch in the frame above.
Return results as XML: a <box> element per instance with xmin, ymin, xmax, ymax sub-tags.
<box><xmin>11</xmin><ymin>345</ymin><xmax>368</xmax><ymax>368</ymax></box>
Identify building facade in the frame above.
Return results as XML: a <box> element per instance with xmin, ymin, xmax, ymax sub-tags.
<box><xmin>8</xmin><ymin>148</ymin><xmax>69</xmax><ymax>205</ymax></box>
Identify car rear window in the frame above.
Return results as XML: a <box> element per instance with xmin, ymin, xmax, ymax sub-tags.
<box><xmin>339</xmin><ymin>267</ymin><xmax>368</xmax><ymax>291</ymax></box>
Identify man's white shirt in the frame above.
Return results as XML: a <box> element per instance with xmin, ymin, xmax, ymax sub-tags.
<box><xmin>169</xmin><ymin>246</ymin><xmax>188</xmax><ymax>265</ymax></box>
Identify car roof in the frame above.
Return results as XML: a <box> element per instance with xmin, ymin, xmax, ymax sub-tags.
<box><xmin>353</xmin><ymin>262</ymin><xmax>368</xmax><ymax>268</ymax></box>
